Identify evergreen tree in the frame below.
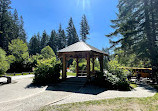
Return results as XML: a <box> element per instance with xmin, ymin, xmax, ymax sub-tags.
<box><xmin>67</xmin><ymin>17</ymin><xmax>79</xmax><ymax>46</ymax></box>
<box><xmin>57</xmin><ymin>24</ymin><xmax>66</xmax><ymax>50</ymax></box>
<box><xmin>18</xmin><ymin>16</ymin><xmax>27</xmax><ymax>42</ymax></box>
<box><xmin>61</xmin><ymin>29</ymin><xmax>66</xmax><ymax>48</ymax></box>
<box><xmin>0</xmin><ymin>0</ymin><xmax>12</xmax><ymax>51</ymax></box>
<box><xmin>107</xmin><ymin>0</ymin><xmax>158</xmax><ymax>81</ymax></box>
<box><xmin>12</xmin><ymin>9</ymin><xmax>19</xmax><ymax>39</ymax></box>
<box><xmin>80</xmin><ymin>15</ymin><xmax>90</xmax><ymax>42</ymax></box>
<box><xmin>47</xmin><ymin>30</ymin><xmax>57</xmax><ymax>54</ymax></box>
<box><xmin>41</xmin><ymin>30</ymin><xmax>49</xmax><ymax>50</ymax></box>
<box><xmin>36</xmin><ymin>32</ymin><xmax>41</xmax><ymax>53</ymax></box>
<box><xmin>0</xmin><ymin>0</ymin><xmax>27</xmax><ymax>52</ymax></box>
<box><xmin>29</xmin><ymin>35</ymin><xmax>40</xmax><ymax>55</ymax></box>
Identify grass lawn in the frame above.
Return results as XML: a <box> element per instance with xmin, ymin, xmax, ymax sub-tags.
<box><xmin>67</xmin><ymin>72</ymin><xmax>76</xmax><ymax>76</ymax></box>
<box><xmin>40</xmin><ymin>86</ymin><xmax>158</xmax><ymax>111</ymax></box>
<box><xmin>4</xmin><ymin>72</ymin><xmax>33</xmax><ymax>76</ymax></box>
<box><xmin>130</xmin><ymin>83</ymin><xmax>137</xmax><ymax>88</ymax></box>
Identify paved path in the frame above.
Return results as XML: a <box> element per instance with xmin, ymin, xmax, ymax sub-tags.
<box><xmin>0</xmin><ymin>76</ymin><xmax>157</xmax><ymax>111</ymax></box>
<box><xmin>52</xmin><ymin>84</ymin><xmax>157</xmax><ymax>105</ymax></box>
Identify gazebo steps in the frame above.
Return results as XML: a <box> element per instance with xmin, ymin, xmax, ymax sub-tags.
<box><xmin>58</xmin><ymin>77</ymin><xmax>87</xmax><ymax>87</ymax></box>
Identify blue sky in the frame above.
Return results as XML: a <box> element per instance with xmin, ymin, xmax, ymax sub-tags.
<box><xmin>11</xmin><ymin>0</ymin><xmax>118</xmax><ymax>50</ymax></box>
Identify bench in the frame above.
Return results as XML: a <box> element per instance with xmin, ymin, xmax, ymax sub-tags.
<box><xmin>0</xmin><ymin>76</ymin><xmax>12</xmax><ymax>84</ymax></box>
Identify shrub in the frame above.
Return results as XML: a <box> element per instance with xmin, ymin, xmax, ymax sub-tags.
<box><xmin>95</xmin><ymin>71</ymin><xmax>130</xmax><ymax>91</ymax></box>
<box><xmin>117</xmin><ymin>80</ymin><xmax>130</xmax><ymax>91</ymax></box>
<box><xmin>107</xmin><ymin>55</ymin><xmax>129</xmax><ymax>80</ymax></box>
<box><xmin>33</xmin><ymin>57</ymin><xmax>61</xmax><ymax>85</ymax></box>
<box><xmin>41</xmin><ymin>46</ymin><xmax>56</xmax><ymax>59</ymax></box>
<box><xmin>0</xmin><ymin>48</ymin><xmax>10</xmax><ymax>75</ymax></box>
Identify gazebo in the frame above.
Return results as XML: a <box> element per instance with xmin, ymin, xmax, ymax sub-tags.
<box><xmin>57</xmin><ymin>41</ymin><xmax>108</xmax><ymax>80</ymax></box>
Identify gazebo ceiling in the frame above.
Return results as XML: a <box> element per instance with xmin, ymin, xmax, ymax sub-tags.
<box><xmin>57</xmin><ymin>41</ymin><xmax>108</xmax><ymax>58</ymax></box>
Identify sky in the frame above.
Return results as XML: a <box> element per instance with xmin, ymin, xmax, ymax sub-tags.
<box><xmin>11</xmin><ymin>0</ymin><xmax>118</xmax><ymax>50</ymax></box>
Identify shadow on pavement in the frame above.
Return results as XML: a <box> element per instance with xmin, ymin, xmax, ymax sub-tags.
<box><xmin>46</xmin><ymin>77</ymin><xmax>107</xmax><ymax>95</ymax></box>
<box><xmin>25</xmin><ymin>83</ymin><xmax>45</xmax><ymax>88</ymax></box>
<box><xmin>138</xmin><ymin>83</ymin><xmax>157</xmax><ymax>93</ymax></box>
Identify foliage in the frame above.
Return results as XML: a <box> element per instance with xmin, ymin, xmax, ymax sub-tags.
<box><xmin>41</xmin><ymin>46</ymin><xmax>56</xmax><ymax>59</ymax></box>
<box><xmin>0</xmin><ymin>48</ymin><xmax>10</xmax><ymax>75</ymax></box>
<box><xmin>57</xmin><ymin>24</ymin><xmax>66</xmax><ymax>50</ymax></box>
<box><xmin>107</xmin><ymin>55</ymin><xmax>129</xmax><ymax>80</ymax></box>
<box><xmin>29</xmin><ymin>34</ymin><xmax>41</xmax><ymax>55</ymax></box>
<box><xmin>7</xmin><ymin>55</ymin><xmax>15</xmax><ymax>64</ymax></box>
<box><xmin>106</xmin><ymin>0</ymin><xmax>158</xmax><ymax>76</ymax></box>
<box><xmin>113</xmin><ymin>49</ymin><xmax>150</xmax><ymax>68</ymax></box>
<box><xmin>0</xmin><ymin>0</ymin><xmax>26</xmax><ymax>51</ymax></box>
<box><xmin>8</xmin><ymin>39</ymin><xmax>29</xmax><ymax>62</ymax></box>
<box><xmin>95</xmin><ymin>71</ymin><xmax>130</xmax><ymax>91</ymax></box>
<box><xmin>33</xmin><ymin>57</ymin><xmax>61</xmax><ymax>85</ymax></box>
<box><xmin>47</xmin><ymin>30</ymin><xmax>57</xmax><ymax>54</ymax></box>
<box><xmin>70</xmin><ymin>59</ymin><xmax>100</xmax><ymax>72</ymax></box>
<box><xmin>67</xmin><ymin>17</ymin><xmax>79</xmax><ymax>46</ymax></box>
<box><xmin>7</xmin><ymin>39</ymin><xmax>32</xmax><ymax>73</ymax></box>
<box><xmin>41</xmin><ymin>30</ymin><xmax>49</xmax><ymax>50</ymax></box>
<box><xmin>80</xmin><ymin>14</ymin><xmax>90</xmax><ymax>42</ymax></box>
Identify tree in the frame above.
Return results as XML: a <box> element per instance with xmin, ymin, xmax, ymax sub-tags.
<box><xmin>12</xmin><ymin>9</ymin><xmax>19</xmax><ymax>39</ymax></box>
<box><xmin>61</xmin><ymin>30</ymin><xmax>67</xmax><ymax>47</ymax></box>
<box><xmin>67</xmin><ymin>17</ymin><xmax>79</xmax><ymax>46</ymax></box>
<box><xmin>80</xmin><ymin>15</ymin><xmax>90</xmax><ymax>42</ymax></box>
<box><xmin>57</xmin><ymin>24</ymin><xmax>66</xmax><ymax>50</ymax></box>
<box><xmin>0</xmin><ymin>0</ymin><xmax>12</xmax><ymax>51</ymax></box>
<box><xmin>29</xmin><ymin>35</ymin><xmax>40</xmax><ymax>55</ymax></box>
<box><xmin>47</xmin><ymin>30</ymin><xmax>57</xmax><ymax>54</ymax></box>
<box><xmin>36</xmin><ymin>32</ymin><xmax>41</xmax><ymax>53</ymax></box>
<box><xmin>0</xmin><ymin>48</ymin><xmax>10</xmax><ymax>75</ymax></box>
<box><xmin>18</xmin><ymin>16</ymin><xmax>27</xmax><ymax>42</ymax></box>
<box><xmin>0</xmin><ymin>0</ymin><xmax>27</xmax><ymax>52</ymax></box>
<box><xmin>8</xmin><ymin>39</ymin><xmax>29</xmax><ymax>62</ymax></box>
<box><xmin>41</xmin><ymin>46</ymin><xmax>56</xmax><ymax>59</ymax></box>
<box><xmin>106</xmin><ymin>0</ymin><xmax>158</xmax><ymax>67</ymax></box>
<box><xmin>41</xmin><ymin>30</ymin><xmax>49</xmax><ymax>50</ymax></box>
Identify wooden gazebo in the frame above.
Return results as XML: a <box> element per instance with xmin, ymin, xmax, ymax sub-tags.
<box><xmin>57</xmin><ymin>41</ymin><xmax>108</xmax><ymax>80</ymax></box>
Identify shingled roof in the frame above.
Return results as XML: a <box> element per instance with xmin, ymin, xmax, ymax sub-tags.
<box><xmin>58</xmin><ymin>41</ymin><xmax>108</xmax><ymax>56</ymax></box>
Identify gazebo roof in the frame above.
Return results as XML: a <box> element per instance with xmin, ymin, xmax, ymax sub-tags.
<box><xmin>58</xmin><ymin>41</ymin><xmax>108</xmax><ymax>56</ymax></box>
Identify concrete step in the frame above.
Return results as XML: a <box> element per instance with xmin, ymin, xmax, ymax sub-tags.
<box><xmin>58</xmin><ymin>77</ymin><xmax>87</xmax><ymax>87</ymax></box>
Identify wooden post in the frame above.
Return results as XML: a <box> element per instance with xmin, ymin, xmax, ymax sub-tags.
<box><xmin>87</xmin><ymin>53</ymin><xmax>90</xmax><ymax>80</ymax></box>
<box><xmin>92</xmin><ymin>57</ymin><xmax>95</xmax><ymax>75</ymax></box>
<box><xmin>76</xmin><ymin>57</ymin><xmax>79</xmax><ymax>77</ymax></box>
<box><xmin>62</xmin><ymin>54</ymin><xmax>67</xmax><ymax>80</ymax></box>
<box><xmin>99</xmin><ymin>54</ymin><xmax>103</xmax><ymax>73</ymax></box>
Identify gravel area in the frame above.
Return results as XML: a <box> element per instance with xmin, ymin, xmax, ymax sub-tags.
<box><xmin>0</xmin><ymin>76</ymin><xmax>157</xmax><ymax>111</ymax></box>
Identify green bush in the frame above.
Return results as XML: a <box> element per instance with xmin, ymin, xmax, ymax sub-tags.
<box><xmin>0</xmin><ymin>48</ymin><xmax>10</xmax><ymax>75</ymax></box>
<box><xmin>33</xmin><ymin>57</ymin><xmax>61</xmax><ymax>85</ymax></box>
<box><xmin>107</xmin><ymin>55</ymin><xmax>129</xmax><ymax>80</ymax></box>
<box><xmin>117</xmin><ymin>80</ymin><xmax>130</xmax><ymax>91</ymax></box>
<box><xmin>95</xmin><ymin>71</ymin><xmax>130</xmax><ymax>91</ymax></box>
<box><xmin>41</xmin><ymin>46</ymin><xmax>56</xmax><ymax>59</ymax></box>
